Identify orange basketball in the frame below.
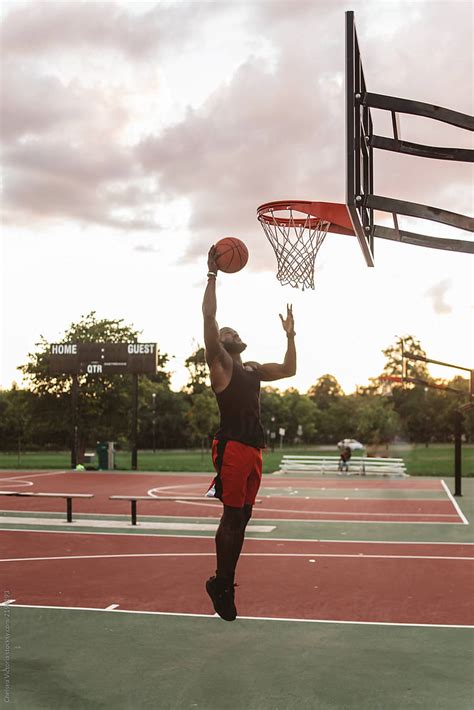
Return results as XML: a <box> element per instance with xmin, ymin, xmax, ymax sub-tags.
<box><xmin>214</xmin><ymin>237</ymin><xmax>249</xmax><ymax>273</ymax></box>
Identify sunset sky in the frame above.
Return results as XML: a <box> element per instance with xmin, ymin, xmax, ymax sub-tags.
<box><xmin>1</xmin><ymin>0</ymin><xmax>472</xmax><ymax>394</ymax></box>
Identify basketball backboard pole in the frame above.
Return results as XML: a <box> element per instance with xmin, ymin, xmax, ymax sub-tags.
<box><xmin>400</xmin><ymin>349</ymin><xmax>473</xmax><ymax>497</ymax></box>
<box><xmin>345</xmin><ymin>10</ymin><xmax>474</xmax><ymax>265</ymax></box>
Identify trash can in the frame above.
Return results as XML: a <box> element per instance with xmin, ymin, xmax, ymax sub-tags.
<box><xmin>96</xmin><ymin>442</ymin><xmax>109</xmax><ymax>470</ymax></box>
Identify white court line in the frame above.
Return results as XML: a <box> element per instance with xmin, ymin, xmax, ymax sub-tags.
<box><xmin>105</xmin><ymin>604</ymin><xmax>119</xmax><ymax>611</ymax></box>
<box><xmin>148</xmin><ymin>483</ymin><xmax>448</xmax><ymax>502</ymax></box>
<box><xmin>5</xmin><ymin>602</ymin><xmax>473</xmax><ymax>629</ymax></box>
<box><xmin>148</xmin><ymin>484</ymin><xmax>204</xmax><ymax>496</ymax></box>
<box><xmin>0</xmin><ymin>470</ymin><xmax>70</xmax><ymax>481</ymax></box>
<box><xmin>2</xmin><ymin>527</ymin><xmax>473</xmax><ymax>545</ymax></box>
<box><xmin>0</xmin><ymin>514</ymin><xmax>465</xmax><ymax>528</ymax></box>
<box><xmin>0</xmin><ymin>516</ymin><xmax>274</xmax><ymax>533</ymax></box>
<box><xmin>155</xmin><ymin>491</ymin><xmax>450</xmax><ymax>504</ymax></box>
<box><xmin>2</xmin><ymin>552</ymin><xmax>473</xmax><ymax>563</ymax></box>
<box><xmin>173</xmin><ymin>500</ymin><xmax>460</xmax><ymax>518</ymax></box>
<box><xmin>250</xmin><ymin>517</ymin><xmax>464</xmax><ymax>525</ymax></box>
<box><xmin>441</xmin><ymin>480</ymin><xmax>469</xmax><ymax>525</ymax></box>
<box><xmin>0</xmin><ymin>470</ymin><xmax>72</xmax><ymax>490</ymax></box>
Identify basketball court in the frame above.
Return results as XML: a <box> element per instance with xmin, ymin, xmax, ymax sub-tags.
<box><xmin>1</xmin><ymin>469</ymin><xmax>473</xmax><ymax>708</ymax></box>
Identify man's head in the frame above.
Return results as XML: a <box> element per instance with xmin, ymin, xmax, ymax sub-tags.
<box><xmin>219</xmin><ymin>327</ymin><xmax>247</xmax><ymax>354</ymax></box>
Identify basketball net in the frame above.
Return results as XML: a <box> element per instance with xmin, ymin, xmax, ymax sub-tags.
<box><xmin>257</xmin><ymin>205</ymin><xmax>331</xmax><ymax>290</ymax></box>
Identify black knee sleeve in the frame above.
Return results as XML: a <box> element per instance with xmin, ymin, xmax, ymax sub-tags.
<box><xmin>222</xmin><ymin>506</ymin><xmax>246</xmax><ymax>532</ymax></box>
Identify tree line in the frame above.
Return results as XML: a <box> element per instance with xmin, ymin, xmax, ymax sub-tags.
<box><xmin>0</xmin><ymin>313</ymin><xmax>471</xmax><ymax>454</ymax></box>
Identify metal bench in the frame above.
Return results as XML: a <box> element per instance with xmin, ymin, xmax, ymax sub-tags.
<box><xmin>109</xmin><ymin>495</ymin><xmax>219</xmax><ymax>526</ymax></box>
<box><xmin>109</xmin><ymin>495</ymin><xmax>261</xmax><ymax>525</ymax></box>
<box><xmin>0</xmin><ymin>491</ymin><xmax>94</xmax><ymax>522</ymax></box>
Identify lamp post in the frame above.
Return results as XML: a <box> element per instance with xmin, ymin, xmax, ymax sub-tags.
<box><xmin>152</xmin><ymin>393</ymin><xmax>156</xmax><ymax>454</ymax></box>
<box><xmin>270</xmin><ymin>416</ymin><xmax>276</xmax><ymax>453</ymax></box>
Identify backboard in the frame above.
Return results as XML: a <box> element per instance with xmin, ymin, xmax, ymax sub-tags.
<box><xmin>345</xmin><ymin>10</ymin><xmax>375</xmax><ymax>266</ymax></box>
<box><xmin>258</xmin><ymin>11</ymin><xmax>473</xmax><ymax>286</ymax></box>
<box><xmin>345</xmin><ymin>10</ymin><xmax>473</xmax><ymax>267</ymax></box>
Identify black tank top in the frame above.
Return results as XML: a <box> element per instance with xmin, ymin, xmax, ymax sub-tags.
<box><xmin>214</xmin><ymin>362</ymin><xmax>266</xmax><ymax>449</ymax></box>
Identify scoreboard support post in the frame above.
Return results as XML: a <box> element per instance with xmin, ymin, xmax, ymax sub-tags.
<box><xmin>131</xmin><ymin>374</ymin><xmax>139</xmax><ymax>471</ymax></box>
<box><xmin>71</xmin><ymin>375</ymin><xmax>78</xmax><ymax>469</ymax></box>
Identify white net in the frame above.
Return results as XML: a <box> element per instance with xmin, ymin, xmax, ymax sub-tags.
<box><xmin>258</xmin><ymin>205</ymin><xmax>330</xmax><ymax>290</ymax></box>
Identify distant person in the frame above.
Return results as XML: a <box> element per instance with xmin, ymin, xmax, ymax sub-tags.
<box><xmin>202</xmin><ymin>245</ymin><xmax>296</xmax><ymax>621</ymax></box>
<box><xmin>338</xmin><ymin>445</ymin><xmax>352</xmax><ymax>472</ymax></box>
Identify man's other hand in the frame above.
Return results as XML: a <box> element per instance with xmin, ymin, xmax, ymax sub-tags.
<box><xmin>279</xmin><ymin>304</ymin><xmax>295</xmax><ymax>337</ymax></box>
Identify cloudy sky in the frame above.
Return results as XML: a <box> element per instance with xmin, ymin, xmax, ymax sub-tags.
<box><xmin>1</xmin><ymin>0</ymin><xmax>472</xmax><ymax>395</ymax></box>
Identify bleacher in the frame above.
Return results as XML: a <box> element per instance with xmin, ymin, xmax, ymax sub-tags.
<box><xmin>275</xmin><ymin>455</ymin><xmax>408</xmax><ymax>477</ymax></box>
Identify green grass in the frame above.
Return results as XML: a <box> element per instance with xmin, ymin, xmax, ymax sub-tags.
<box><xmin>0</xmin><ymin>444</ymin><xmax>472</xmax><ymax>476</ymax></box>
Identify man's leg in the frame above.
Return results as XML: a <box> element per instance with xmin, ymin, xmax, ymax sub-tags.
<box><xmin>207</xmin><ymin>505</ymin><xmax>246</xmax><ymax>621</ymax></box>
<box><xmin>233</xmin><ymin>503</ymin><xmax>252</xmax><ymax>570</ymax></box>
<box><xmin>215</xmin><ymin>505</ymin><xmax>247</xmax><ymax>583</ymax></box>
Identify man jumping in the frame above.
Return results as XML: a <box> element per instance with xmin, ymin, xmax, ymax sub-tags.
<box><xmin>203</xmin><ymin>245</ymin><xmax>296</xmax><ymax>621</ymax></box>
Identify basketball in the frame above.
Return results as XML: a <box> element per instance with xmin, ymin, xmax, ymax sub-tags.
<box><xmin>214</xmin><ymin>237</ymin><xmax>249</xmax><ymax>273</ymax></box>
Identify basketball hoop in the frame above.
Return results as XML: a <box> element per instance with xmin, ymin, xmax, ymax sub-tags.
<box><xmin>379</xmin><ymin>375</ymin><xmax>404</xmax><ymax>396</ymax></box>
<box><xmin>379</xmin><ymin>376</ymin><xmax>406</xmax><ymax>384</ymax></box>
<box><xmin>257</xmin><ymin>201</ymin><xmax>355</xmax><ymax>290</ymax></box>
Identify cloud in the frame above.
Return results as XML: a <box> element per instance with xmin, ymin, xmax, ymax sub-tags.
<box><xmin>1</xmin><ymin>1</ymin><xmax>230</xmax><ymax>60</ymax></box>
<box><xmin>0</xmin><ymin>1</ymin><xmax>236</xmax><ymax>231</ymax></box>
<box><xmin>1</xmin><ymin>26</ymin><xmax>151</xmax><ymax>229</ymax></box>
<box><xmin>1</xmin><ymin>0</ymin><xmax>472</xmax><ymax>253</ymax></box>
<box><xmin>1</xmin><ymin>1</ymin><xmax>160</xmax><ymax>58</ymax></box>
<box><xmin>425</xmin><ymin>279</ymin><xmax>453</xmax><ymax>314</ymax></box>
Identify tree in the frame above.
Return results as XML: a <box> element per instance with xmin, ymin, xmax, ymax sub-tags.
<box><xmin>138</xmin><ymin>380</ymin><xmax>190</xmax><ymax>449</ymax></box>
<box><xmin>0</xmin><ymin>386</ymin><xmax>34</xmax><ymax>455</ymax></box>
<box><xmin>184</xmin><ymin>344</ymin><xmax>209</xmax><ymax>394</ymax></box>
<box><xmin>187</xmin><ymin>390</ymin><xmax>219</xmax><ymax>451</ymax></box>
<box><xmin>314</xmin><ymin>395</ymin><xmax>358</xmax><ymax>444</ymax></box>
<box><xmin>353</xmin><ymin>396</ymin><xmax>399</xmax><ymax>446</ymax></box>
<box><xmin>388</xmin><ymin>374</ymin><xmax>471</xmax><ymax>443</ymax></box>
<box><xmin>278</xmin><ymin>388</ymin><xmax>317</xmax><ymax>443</ymax></box>
<box><xmin>382</xmin><ymin>335</ymin><xmax>430</xmax><ymax>381</ymax></box>
<box><xmin>307</xmin><ymin>375</ymin><xmax>344</xmax><ymax>410</ymax></box>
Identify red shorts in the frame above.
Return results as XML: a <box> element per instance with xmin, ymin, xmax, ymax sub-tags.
<box><xmin>207</xmin><ymin>439</ymin><xmax>263</xmax><ymax>508</ymax></box>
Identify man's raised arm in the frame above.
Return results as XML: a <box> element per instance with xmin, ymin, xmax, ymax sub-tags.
<box><xmin>202</xmin><ymin>247</ymin><xmax>221</xmax><ymax>366</ymax></box>
<box><xmin>254</xmin><ymin>304</ymin><xmax>296</xmax><ymax>381</ymax></box>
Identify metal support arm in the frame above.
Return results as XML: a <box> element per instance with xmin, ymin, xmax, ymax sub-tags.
<box><xmin>364</xmin><ymin>92</ymin><xmax>474</xmax><ymax>131</ymax></box>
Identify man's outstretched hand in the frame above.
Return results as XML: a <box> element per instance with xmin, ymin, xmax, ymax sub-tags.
<box><xmin>208</xmin><ymin>246</ymin><xmax>218</xmax><ymax>274</ymax></box>
<box><xmin>279</xmin><ymin>304</ymin><xmax>295</xmax><ymax>337</ymax></box>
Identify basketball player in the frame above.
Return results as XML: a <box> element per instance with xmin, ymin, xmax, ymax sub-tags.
<box><xmin>203</xmin><ymin>245</ymin><xmax>296</xmax><ymax>621</ymax></box>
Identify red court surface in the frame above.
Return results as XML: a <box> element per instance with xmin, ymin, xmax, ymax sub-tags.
<box><xmin>0</xmin><ymin>470</ymin><xmax>446</xmax><ymax>490</ymax></box>
<box><xmin>0</xmin><ymin>471</ymin><xmax>464</xmax><ymax>524</ymax></box>
<box><xmin>2</xmin><ymin>529</ymin><xmax>473</xmax><ymax>626</ymax></box>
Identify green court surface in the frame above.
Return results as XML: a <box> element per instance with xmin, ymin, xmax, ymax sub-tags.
<box><xmin>5</xmin><ymin>606</ymin><xmax>473</xmax><ymax>710</ymax></box>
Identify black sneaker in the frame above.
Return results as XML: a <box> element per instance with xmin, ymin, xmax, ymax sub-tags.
<box><xmin>206</xmin><ymin>576</ymin><xmax>237</xmax><ymax>621</ymax></box>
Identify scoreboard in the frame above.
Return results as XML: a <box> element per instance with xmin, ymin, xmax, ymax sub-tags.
<box><xmin>48</xmin><ymin>343</ymin><xmax>158</xmax><ymax>375</ymax></box>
